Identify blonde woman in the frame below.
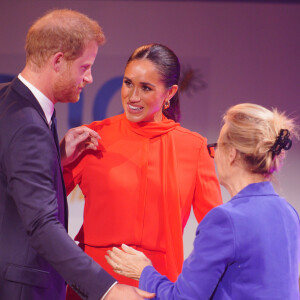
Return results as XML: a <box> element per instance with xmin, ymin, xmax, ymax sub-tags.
<box><xmin>107</xmin><ymin>103</ymin><xmax>300</xmax><ymax>299</ymax></box>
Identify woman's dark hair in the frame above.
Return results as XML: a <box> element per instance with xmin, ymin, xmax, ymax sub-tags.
<box><xmin>126</xmin><ymin>43</ymin><xmax>181</xmax><ymax>122</ymax></box>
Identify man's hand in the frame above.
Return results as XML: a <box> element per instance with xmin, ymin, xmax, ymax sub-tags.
<box><xmin>60</xmin><ymin>126</ymin><xmax>100</xmax><ymax>167</ymax></box>
<box><xmin>104</xmin><ymin>283</ymin><xmax>155</xmax><ymax>299</ymax></box>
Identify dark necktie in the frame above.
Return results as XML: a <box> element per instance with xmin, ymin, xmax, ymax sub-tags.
<box><xmin>51</xmin><ymin>109</ymin><xmax>60</xmax><ymax>159</ymax></box>
<box><xmin>51</xmin><ymin>109</ymin><xmax>68</xmax><ymax>228</ymax></box>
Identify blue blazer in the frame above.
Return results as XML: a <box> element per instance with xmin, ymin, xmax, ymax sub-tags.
<box><xmin>0</xmin><ymin>78</ymin><xmax>115</xmax><ymax>300</ymax></box>
<box><xmin>140</xmin><ymin>182</ymin><xmax>300</xmax><ymax>299</ymax></box>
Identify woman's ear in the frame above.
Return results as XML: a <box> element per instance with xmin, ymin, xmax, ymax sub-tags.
<box><xmin>166</xmin><ymin>84</ymin><xmax>178</xmax><ymax>102</ymax></box>
<box><xmin>228</xmin><ymin>146</ymin><xmax>238</xmax><ymax>166</ymax></box>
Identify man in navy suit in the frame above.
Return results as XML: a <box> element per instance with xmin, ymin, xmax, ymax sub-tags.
<box><xmin>0</xmin><ymin>9</ymin><xmax>154</xmax><ymax>300</ymax></box>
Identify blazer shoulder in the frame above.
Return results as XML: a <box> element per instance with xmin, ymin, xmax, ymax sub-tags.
<box><xmin>0</xmin><ymin>81</ymin><xmax>11</xmax><ymax>96</ymax></box>
<box><xmin>0</xmin><ymin>88</ymin><xmax>49</xmax><ymax>149</ymax></box>
<box><xmin>1</xmin><ymin>78</ymin><xmax>46</xmax><ymax>122</ymax></box>
<box><xmin>195</xmin><ymin>204</ymin><xmax>237</xmax><ymax>259</ymax></box>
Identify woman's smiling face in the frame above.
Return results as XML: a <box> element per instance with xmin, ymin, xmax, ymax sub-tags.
<box><xmin>121</xmin><ymin>59</ymin><xmax>170</xmax><ymax>123</ymax></box>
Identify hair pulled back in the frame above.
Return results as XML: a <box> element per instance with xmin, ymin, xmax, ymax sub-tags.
<box><xmin>126</xmin><ymin>43</ymin><xmax>181</xmax><ymax>122</ymax></box>
<box><xmin>222</xmin><ymin>103</ymin><xmax>298</xmax><ymax>177</ymax></box>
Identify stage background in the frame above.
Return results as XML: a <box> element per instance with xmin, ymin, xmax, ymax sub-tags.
<box><xmin>1</xmin><ymin>0</ymin><xmax>299</xmax><ymax>258</ymax></box>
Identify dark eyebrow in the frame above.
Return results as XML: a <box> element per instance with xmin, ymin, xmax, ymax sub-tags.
<box><xmin>123</xmin><ymin>76</ymin><xmax>155</xmax><ymax>88</ymax></box>
<box><xmin>140</xmin><ymin>81</ymin><xmax>155</xmax><ymax>88</ymax></box>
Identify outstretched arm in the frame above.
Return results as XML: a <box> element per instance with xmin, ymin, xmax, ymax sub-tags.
<box><xmin>106</xmin><ymin>244</ymin><xmax>152</xmax><ymax>281</ymax></box>
<box><xmin>60</xmin><ymin>125</ymin><xmax>100</xmax><ymax>167</ymax></box>
<box><xmin>107</xmin><ymin>208</ymin><xmax>235</xmax><ymax>299</ymax></box>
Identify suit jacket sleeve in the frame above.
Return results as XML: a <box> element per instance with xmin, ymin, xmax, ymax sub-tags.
<box><xmin>139</xmin><ymin>207</ymin><xmax>235</xmax><ymax>299</ymax></box>
<box><xmin>4</xmin><ymin>122</ymin><xmax>116</xmax><ymax>300</ymax></box>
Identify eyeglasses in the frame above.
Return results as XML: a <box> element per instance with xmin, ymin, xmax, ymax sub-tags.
<box><xmin>207</xmin><ymin>143</ymin><xmax>217</xmax><ymax>158</ymax></box>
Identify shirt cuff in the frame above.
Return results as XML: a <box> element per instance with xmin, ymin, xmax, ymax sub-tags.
<box><xmin>100</xmin><ymin>281</ymin><xmax>118</xmax><ymax>300</ymax></box>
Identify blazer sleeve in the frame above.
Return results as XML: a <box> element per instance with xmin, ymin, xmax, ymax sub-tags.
<box><xmin>193</xmin><ymin>138</ymin><xmax>222</xmax><ymax>222</ymax></box>
<box><xmin>139</xmin><ymin>207</ymin><xmax>235</xmax><ymax>299</ymax></box>
<box><xmin>4</xmin><ymin>123</ymin><xmax>116</xmax><ymax>300</ymax></box>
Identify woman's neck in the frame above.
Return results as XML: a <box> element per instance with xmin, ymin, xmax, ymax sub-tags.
<box><xmin>225</xmin><ymin>169</ymin><xmax>267</xmax><ymax>198</ymax></box>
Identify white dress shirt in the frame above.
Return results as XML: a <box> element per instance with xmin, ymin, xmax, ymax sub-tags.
<box><xmin>18</xmin><ymin>74</ymin><xmax>54</xmax><ymax>126</ymax></box>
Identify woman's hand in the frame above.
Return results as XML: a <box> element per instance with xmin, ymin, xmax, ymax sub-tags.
<box><xmin>105</xmin><ymin>244</ymin><xmax>152</xmax><ymax>281</ymax></box>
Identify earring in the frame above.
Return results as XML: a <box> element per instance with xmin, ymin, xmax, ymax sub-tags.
<box><xmin>164</xmin><ymin>100</ymin><xmax>170</xmax><ymax>109</ymax></box>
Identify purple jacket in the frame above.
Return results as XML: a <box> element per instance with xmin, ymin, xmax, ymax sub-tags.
<box><xmin>140</xmin><ymin>182</ymin><xmax>300</xmax><ymax>299</ymax></box>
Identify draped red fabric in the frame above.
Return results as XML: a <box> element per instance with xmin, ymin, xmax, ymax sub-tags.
<box><xmin>64</xmin><ymin>113</ymin><xmax>222</xmax><ymax>298</ymax></box>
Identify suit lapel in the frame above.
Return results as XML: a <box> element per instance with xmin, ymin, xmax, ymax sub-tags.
<box><xmin>11</xmin><ymin>77</ymin><xmax>69</xmax><ymax>228</ymax></box>
<box><xmin>11</xmin><ymin>77</ymin><xmax>48</xmax><ymax>127</ymax></box>
<box><xmin>11</xmin><ymin>78</ymin><xmax>61</xmax><ymax>162</ymax></box>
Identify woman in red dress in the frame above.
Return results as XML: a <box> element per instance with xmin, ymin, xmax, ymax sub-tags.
<box><xmin>64</xmin><ymin>44</ymin><xmax>222</xmax><ymax>299</ymax></box>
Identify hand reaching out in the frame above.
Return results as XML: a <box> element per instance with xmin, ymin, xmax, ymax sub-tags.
<box><xmin>105</xmin><ymin>244</ymin><xmax>152</xmax><ymax>281</ymax></box>
<box><xmin>60</xmin><ymin>126</ymin><xmax>100</xmax><ymax>167</ymax></box>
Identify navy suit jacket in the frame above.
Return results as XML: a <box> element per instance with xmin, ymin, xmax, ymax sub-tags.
<box><xmin>0</xmin><ymin>78</ymin><xmax>115</xmax><ymax>300</ymax></box>
<box><xmin>140</xmin><ymin>182</ymin><xmax>300</xmax><ymax>299</ymax></box>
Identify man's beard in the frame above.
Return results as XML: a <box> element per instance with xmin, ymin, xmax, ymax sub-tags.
<box><xmin>53</xmin><ymin>74</ymin><xmax>81</xmax><ymax>103</ymax></box>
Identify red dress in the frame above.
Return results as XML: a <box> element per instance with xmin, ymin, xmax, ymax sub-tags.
<box><xmin>64</xmin><ymin>114</ymin><xmax>222</xmax><ymax>299</ymax></box>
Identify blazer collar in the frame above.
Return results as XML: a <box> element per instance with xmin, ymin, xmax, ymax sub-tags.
<box><xmin>11</xmin><ymin>77</ymin><xmax>48</xmax><ymax>126</ymax></box>
<box><xmin>231</xmin><ymin>181</ymin><xmax>277</xmax><ymax>201</ymax></box>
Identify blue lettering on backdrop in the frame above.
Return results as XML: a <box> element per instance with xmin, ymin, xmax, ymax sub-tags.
<box><xmin>0</xmin><ymin>73</ymin><xmax>123</xmax><ymax>130</ymax></box>
<box><xmin>67</xmin><ymin>76</ymin><xmax>123</xmax><ymax>129</ymax></box>
<box><xmin>92</xmin><ymin>76</ymin><xmax>123</xmax><ymax>122</ymax></box>
<box><xmin>68</xmin><ymin>94</ymin><xmax>84</xmax><ymax>128</ymax></box>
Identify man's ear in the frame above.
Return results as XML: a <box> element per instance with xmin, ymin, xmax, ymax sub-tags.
<box><xmin>52</xmin><ymin>52</ymin><xmax>64</xmax><ymax>72</ymax></box>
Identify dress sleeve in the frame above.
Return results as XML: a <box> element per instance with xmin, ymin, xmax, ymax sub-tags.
<box><xmin>139</xmin><ymin>207</ymin><xmax>235</xmax><ymax>299</ymax></box>
<box><xmin>62</xmin><ymin>127</ymin><xmax>91</xmax><ymax>196</ymax></box>
<box><xmin>193</xmin><ymin>138</ymin><xmax>222</xmax><ymax>222</ymax></box>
